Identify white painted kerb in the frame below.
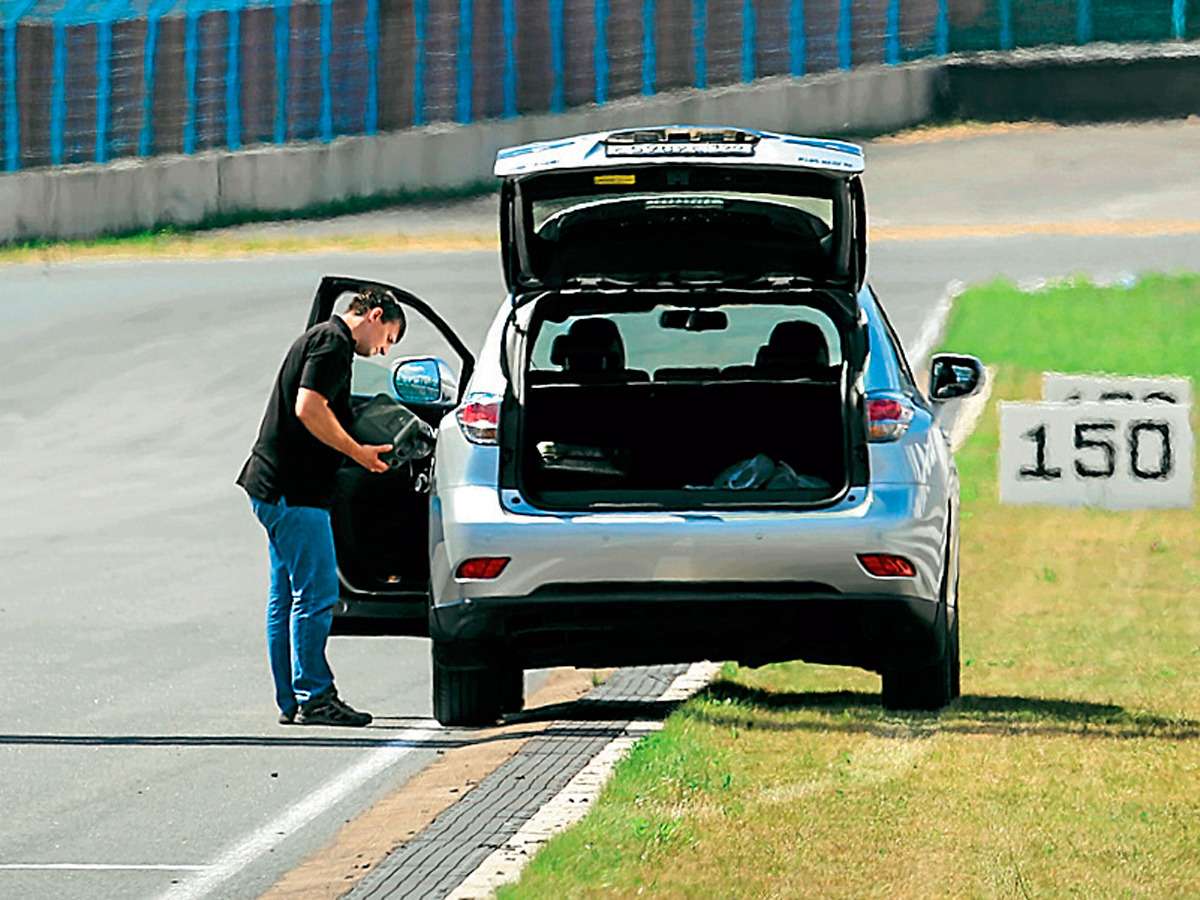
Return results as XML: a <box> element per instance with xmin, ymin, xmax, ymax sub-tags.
<box><xmin>447</xmin><ymin>662</ymin><xmax>721</xmax><ymax>900</ymax></box>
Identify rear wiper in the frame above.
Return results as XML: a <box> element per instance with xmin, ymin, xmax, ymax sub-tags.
<box><xmin>721</xmin><ymin>273</ymin><xmax>818</xmax><ymax>288</ymax></box>
<box><xmin>562</xmin><ymin>275</ymin><xmax>647</xmax><ymax>289</ymax></box>
<box><xmin>567</xmin><ymin>273</ymin><xmax>730</xmax><ymax>288</ymax></box>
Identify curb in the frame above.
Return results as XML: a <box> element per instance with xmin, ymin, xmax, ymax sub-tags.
<box><xmin>446</xmin><ymin>663</ymin><xmax>721</xmax><ymax>900</ymax></box>
<box><xmin>343</xmin><ymin>664</ymin><xmax>719</xmax><ymax>899</ymax></box>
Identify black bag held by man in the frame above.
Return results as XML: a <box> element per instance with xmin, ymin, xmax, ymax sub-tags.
<box><xmin>350</xmin><ymin>395</ymin><xmax>436</xmax><ymax>469</ymax></box>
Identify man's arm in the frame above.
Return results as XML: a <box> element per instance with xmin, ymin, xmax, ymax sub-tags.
<box><xmin>296</xmin><ymin>387</ymin><xmax>391</xmax><ymax>474</ymax></box>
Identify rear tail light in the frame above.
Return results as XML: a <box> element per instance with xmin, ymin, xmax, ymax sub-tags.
<box><xmin>456</xmin><ymin>392</ymin><xmax>501</xmax><ymax>445</ymax></box>
<box><xmin>455</xmin><ymin>557</ymin><xmax>510</xmax><ymax>579</ymax></box>
<box><xmin>857</xmin><ymin>553</ymin><xmax>917</xmax><ymax>578</ymax></box>
<box><xmin>867</xmin><ymin>395</ymin><xmax>914</xmax><ymax>442</ymax></box>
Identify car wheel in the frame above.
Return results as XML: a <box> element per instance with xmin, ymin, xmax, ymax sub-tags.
<box><xmin>948</xmin><ymin>591</ymin><xmax>961</xmax><ymax>701</ymax></box>
<box><xmin>500</xmin><ymin>666</ymin><xmax>525</xmax><ymax>714</ymax></box>
<box><xmin>945</xmin><ymin>529</ymin><xmax>962</xmax><ymax>700</ymax></box>
<box><xmin>881</xmin><ymin>645</ymin><xmax>952</xmax><ymax>711</ymax></box>
<box><xmin>882</xmin><ymin>553</ymin><xmax>957</xmax><ymax>712</ymax></box>
<box><xmin>431</xmin><ymin>642</ymin><xmax>503</xmax><ymax>727</ymax></box>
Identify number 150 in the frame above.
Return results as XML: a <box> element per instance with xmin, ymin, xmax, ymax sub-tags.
<box><xmin>1020</xmin><ymin>421</ymin><xmax>1173</xmax><ymax>481</ymax></box>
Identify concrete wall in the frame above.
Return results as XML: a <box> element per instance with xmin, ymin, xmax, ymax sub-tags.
<box><xmin>0</xmin><ymin>61</ymin><xmax>941</xmax><ymax>243</ymax></box>
<box><xmin>939</xmin><ymin>43</ymin><xmax>1200</xmax><ymax>122</ymax></box>
<box><xmin>3</xmin><ymin>42</ymin><xmax>1200</xmax><ymax>243</ymax></box>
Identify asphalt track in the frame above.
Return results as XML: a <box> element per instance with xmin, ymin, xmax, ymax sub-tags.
<box><xmin>3</xmin><ymin>121</ymin><xmax>1200</xmax><ymax>899</ymax></box>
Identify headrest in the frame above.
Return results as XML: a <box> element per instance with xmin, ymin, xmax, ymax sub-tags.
<box><xmin>550</xmin><ymin>318</ymin><xmax>626</xmax><ymax>372</ymax></box>
<box><xmin>756</xmin><ymin>320</ymin><xmax>830</xmax><ymax>370</ymax></box>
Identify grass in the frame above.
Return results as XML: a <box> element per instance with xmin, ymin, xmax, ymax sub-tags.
<box><xmin>498</xmin><ymin>275</ymin><xmax>1200</xmax><ymax>898</ymax></box>
<box><xmin>0</xmin><ymin>180</ymin><xmax>496</xmax><ymax>264</ymax></box>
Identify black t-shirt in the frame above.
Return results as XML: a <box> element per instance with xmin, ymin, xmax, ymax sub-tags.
<box><xmin>237</xmin><ymin>316</ymin><xmax>355</xmax><ymax>509</ymax></box>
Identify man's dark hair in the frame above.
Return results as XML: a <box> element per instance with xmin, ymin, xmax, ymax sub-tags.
<box><xmin>346</xmin><ymin>287</ymin><xmax>406</xmax><ymax>327</ymax></box>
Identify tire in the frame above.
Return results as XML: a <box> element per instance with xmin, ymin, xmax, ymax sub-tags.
<box><xmin>947</xmin><ymin>593</ymin><xmax>961</xmax><ymax>701</ymax></box>
<box><xmin>499</xmin><ymin>666</ymin><xmax>525</xmax><ymax>714</ymax></box>
<box><xmin>431</xmin><ymin>643</ymin><xmax>503</xmax><ymax>727</ymax></box>
<box><xmin>882</xmin><ymin>540</ymin><xmax>958</xmax><ymax>712</ymax></box>
<box><xmin>946</xmin><ymin>524</ymin><xmax>962</xmax><ymax>700</ymax></box>
<box><xmin>881</xmin><ymin>645</ymin><xmax>953</xmax><ymax>712</ymax></box>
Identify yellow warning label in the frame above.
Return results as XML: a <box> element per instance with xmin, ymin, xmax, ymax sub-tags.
<box><xmin>594</xmin><ymin>174</ymin><xmax>636</xmax><ymax>185</ymax></box>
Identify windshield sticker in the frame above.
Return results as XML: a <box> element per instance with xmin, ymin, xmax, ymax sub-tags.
<box><xmin>594</xmin><ymin>174</ymin><xmax>637</xmax><ymax>185</ymax></box>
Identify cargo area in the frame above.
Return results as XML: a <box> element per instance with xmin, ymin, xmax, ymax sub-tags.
<box><xmin>520</xmin><ymin>379</ymin><xmax>849</xmax><ymax>508</ymax></box>
<box><xmin>512</xmin><ymin>295</ymin><xmax>861</xmax><ymax>510</ymax></box>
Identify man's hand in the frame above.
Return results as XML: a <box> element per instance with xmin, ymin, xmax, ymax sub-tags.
<box><xmin>296</xmin><ymin>388</ymin><xmax>393</xmax><ymax>474</ymax></box>
<box><xmin>353</xmin><ymin>443</ymin><xmax>394</xmax><ymax>474</ymax></box>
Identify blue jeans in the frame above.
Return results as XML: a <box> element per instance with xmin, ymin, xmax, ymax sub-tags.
<box><xmin>249</xmin><ymin>496</ymin><xmax>338</xmax><ymax>714</ymax></box>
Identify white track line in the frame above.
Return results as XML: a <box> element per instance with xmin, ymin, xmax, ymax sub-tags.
<box><xmin>909</xmin><ymin>279</ymin><xmax>965</xmax><ymax>370</ymax></box>
<box><xmin>447</xmin><ymin>662</ymin><xmax>721</xmax><ymax>900</ymax></box>
<box><xmin>0</xmin><ymin>864</ymin><xmax>210</xmax><ymax>872</ymax></box>
<box><xmin>157</xmin><ymin>727</ymin><xmax>439</xmax><ymax>900</ymax></box>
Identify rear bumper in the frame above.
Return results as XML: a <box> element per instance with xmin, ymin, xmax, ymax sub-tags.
<box><xmin>430</xmin><ymin>483</ymin><xmax>950</xmax><ymax>607</ymax></box>
<box><xmin>429</xmin><ymin>584</ymin><xmax>943</xmax><ymax>672</ymax></box>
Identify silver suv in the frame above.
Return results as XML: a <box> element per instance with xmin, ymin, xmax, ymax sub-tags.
<box><xmin>314</xmin><ymin>127</ymin><xmax>985</xmax><ymax>725</ymax></box>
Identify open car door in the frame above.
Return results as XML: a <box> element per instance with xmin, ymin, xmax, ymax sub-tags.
<box><xmin>305</xmin><ymin>276</ymin><xmax>475</xmax><ymax>635</ymax></box>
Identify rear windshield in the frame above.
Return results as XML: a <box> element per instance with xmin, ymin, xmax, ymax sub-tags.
<box><xmin>530</xmin><ymin>304</ymin><xmax>843</xmax><ymax>380</ymax></box>
<box><xmin>517</xmin><ymin>167</ymin><xmax>850</xmax><ymax>285</ymax></box>
<box><xmin>533</xmin><ymin>193</ymin><xmax>834</xmax><ymax>233</ymax></box>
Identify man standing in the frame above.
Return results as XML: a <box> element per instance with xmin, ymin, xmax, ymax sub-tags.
<box><xmin>238</xmin><ymin>287</ymin><xmax>406</xmax><ymax>727</ymax></box>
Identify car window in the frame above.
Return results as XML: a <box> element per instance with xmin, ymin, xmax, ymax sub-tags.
<box><xmin>530</xmin><ymin>304</ymin><xmax>842</xmax><ymax>373</ymax></box>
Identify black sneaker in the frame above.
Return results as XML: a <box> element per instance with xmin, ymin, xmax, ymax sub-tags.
<box><xmin>278</xmin><ymin>709</ymin><xmax>296</xmax><ymax>725</ymax></box>
<box><xmin>296</xmin><ymin>689</ymin><xmax>372</xmax><ymax>727</ymax></box>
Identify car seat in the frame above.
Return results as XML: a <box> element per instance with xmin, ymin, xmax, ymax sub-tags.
<box><xmin>545</xmin><ymin>318</ymin><xmax>649</xmax><ymax>383</ymax></box>
<box><xmin>752</xmin><ymin>320</ymin><xmax>832</xmax><ymax>378</ymax></box>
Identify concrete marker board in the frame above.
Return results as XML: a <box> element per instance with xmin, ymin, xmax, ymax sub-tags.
<box><xmin>999</xmin><ymin>401</ymin><xmax>1194</xmax><ymax>509</ymax></box>
<box><xmin>1043</xmin><ymin>373</ymin><xmax>1192</xmax><ymax>406</ymax></box>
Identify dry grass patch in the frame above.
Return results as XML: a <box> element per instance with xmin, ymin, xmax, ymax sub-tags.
<box><xmin>0</xmin><ymin>230</ymin><xmax>497</xmax><ymax>265</ymax></box>
<box><xmin>873</xmin><ymin>120</ymin><xmax>1062</xmax><ymax>145</ymax></box>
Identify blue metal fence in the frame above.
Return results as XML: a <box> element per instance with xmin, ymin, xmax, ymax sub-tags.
<box><xmin>0</xmin><ymin>0</ymin><xmax>1195</xmax><ymax>171</ymax></box>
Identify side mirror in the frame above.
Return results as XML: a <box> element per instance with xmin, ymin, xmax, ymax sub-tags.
<box><xmin>391</xmin><ymin>356</ymin><xmax>458</xmax><ymax>406</ymax></box>
<box><xmin>929</xmin><ymin>353</ymin><xmax>985</xmax><ymax>402</ymax></box>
